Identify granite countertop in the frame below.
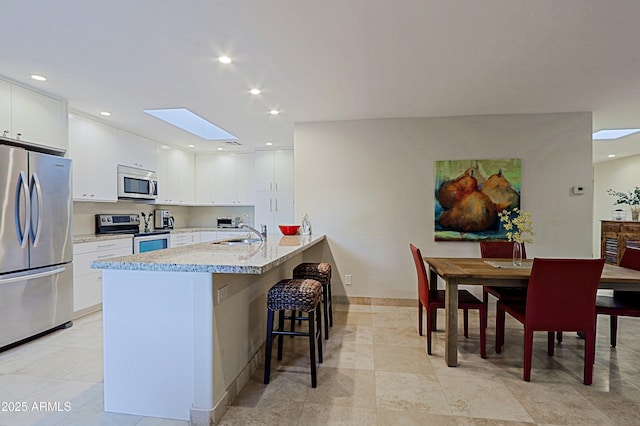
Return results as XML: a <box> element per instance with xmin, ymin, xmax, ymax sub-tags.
<box><xmin>92</xmin><ymin>234</ymin><xmax>325</xmax><ymax>274</ymax></box>
<box><xmin>73</xmin><ymin>227</ymin><xmax>244</xmax><ymax>244</ymax></box>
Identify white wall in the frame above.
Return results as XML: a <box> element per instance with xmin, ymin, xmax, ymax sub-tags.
<box><xmin>593</xmin><ymin>153</ymin><xmax>640</xmax><ymax>256</ymax></box>
<box><xmin>295</xmin><ymin>113</ymin><xmax>594</xmax><ymax>300</ymax></box>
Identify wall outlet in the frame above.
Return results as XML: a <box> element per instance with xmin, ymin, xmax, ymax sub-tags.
<box><xmin>217</xmin><ymin>286</ymin><xmax>228</xmax><ymax>303</ymax></box>
<box><xmin>344</xmin><ymin>274</ymin><xmax>352</xmax><ymax>285</ymax></box>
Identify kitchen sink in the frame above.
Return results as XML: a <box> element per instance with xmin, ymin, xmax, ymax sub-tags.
<box><xmin>212</xmin><ymin>238</ymin><xmax>262</xmax><ymax>246</ymax></box>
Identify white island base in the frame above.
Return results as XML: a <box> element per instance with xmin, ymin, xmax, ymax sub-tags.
<box><xmin>96</xmin><ymin>234</ymin><xmax>326</xmax><ymax>424</ymax></box>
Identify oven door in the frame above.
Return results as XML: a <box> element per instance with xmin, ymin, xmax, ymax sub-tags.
<box><xmin>133</xmin><ymin>234</ymin><xmax>170</xmax><ymax>254</ymax></box>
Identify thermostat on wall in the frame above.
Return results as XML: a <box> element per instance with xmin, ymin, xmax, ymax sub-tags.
<box><xmin>572</xmin><ymin>185</ymin><xmax>585</xmax><ymax>195</ymax></box>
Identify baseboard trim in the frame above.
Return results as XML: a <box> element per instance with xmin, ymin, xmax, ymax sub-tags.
<box><xmin>333</xmin><ymin>295</ymin><xmax>416</xmax><ymax>307</ymax></box>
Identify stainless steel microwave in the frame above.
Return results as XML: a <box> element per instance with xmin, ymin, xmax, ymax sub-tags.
<box><xmin>117</xmin><ymin>165</ymin><xmax>158</xmax><ymax>200</ymax></box>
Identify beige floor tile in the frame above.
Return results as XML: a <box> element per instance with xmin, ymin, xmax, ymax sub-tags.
<box><xmin>322</xmin><ymin>341</ymin><xmax>375</xmax><ymax>370</ymax></box>
<box><xmin>311</xmin><ymin>367</ymin><xmax>377</xmax><ymax>408</ymax></box>
<box><xmin>298</xmin><ymin>402</ymin><xmax>377</xmax><ymax>425</ymax></box>
<box><xmin>331</xmin><ymin>311</ymin><xmax>373</xmax><ymax>326</ymax></box>
<box><xmin>375</xmin><ymin>371</ymin><xmax>452</xmax><ymax>414</ymax></box>
<box><xmin>330</xmin><ymin>324</ymin><xmax>374</xmax><ymax>345</ymax></box>
<box><xmin>377</xmin><ymin>408</ymin><xmax>458</xmax><ymax>425</ymax></box>
<box><xmin>373</xmin><ymin>344</ymin><xmax>435</xmax><ymax>375</ymax></box>
<box><xmin>219</xmin><ymin>398</ymin><xmax>303</xmax><ymax>425</ymax></box>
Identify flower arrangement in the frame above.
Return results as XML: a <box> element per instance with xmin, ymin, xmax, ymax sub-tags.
<box><xmin>498</xmin><ymin>207</ymin><xmax>534</xmax><ymax>244</ymax></box>
<box><xmin>607</xmin><ymin>187</ymin><xmax>640</xmax><ymax>206</ymax></box>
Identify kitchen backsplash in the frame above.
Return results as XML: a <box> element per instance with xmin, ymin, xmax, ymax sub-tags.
<box><xmin>73</xmin><ymin>202</ymin><xmax>254</xmax><ymax>235</ymax></box>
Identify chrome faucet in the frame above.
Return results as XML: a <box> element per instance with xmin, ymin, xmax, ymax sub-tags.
<box><xmin>239</xmin><ymin>223</ymin><xmax>265</xmax><ymax>244</ymax></box>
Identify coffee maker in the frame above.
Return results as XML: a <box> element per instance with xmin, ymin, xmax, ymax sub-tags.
<box><xmin>154</xmin><ymin>209</ymin><xmax>174</xmax><ymax>229</ymax></box>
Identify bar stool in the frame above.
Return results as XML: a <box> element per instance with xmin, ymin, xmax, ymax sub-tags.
<box><xmin>293</xmin><ymin>262</ymin><xmax>333</xmax><ymax>340</ymax></box>
<box><xmin>264</xmin><ymin>278</ymin><xmax>323</xmax><ymax>388</ymax></box>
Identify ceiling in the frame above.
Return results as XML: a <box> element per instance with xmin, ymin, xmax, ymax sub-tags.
<box><xmin>1</xmin><ymin>1</ymin><xmax>640</xmax><ymax>162</ymax></box>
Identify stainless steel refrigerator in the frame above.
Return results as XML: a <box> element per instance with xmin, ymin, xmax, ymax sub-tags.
<box><xmin>0</xmin><ymin>143</ymin><xmax>74</xmax><ymax>349</ymax></box>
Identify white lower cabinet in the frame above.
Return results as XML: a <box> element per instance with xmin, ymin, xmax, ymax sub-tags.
<box><xmin>199</xmin><ymin>231</ymin><xmax>219</xmax><ymax>243</ymax></box>
<box><xmin>170</xmin><ymin>232</ymin><xmax>200</xmax><ymax>248</ymax></box>
<box><xmin>73</xmin><ymin>238</ymin><xmax>132</xmax><ymax>314</ymax></box>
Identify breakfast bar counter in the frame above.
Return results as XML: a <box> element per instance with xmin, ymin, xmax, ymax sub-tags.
<box><xmin>91</xmin><ymin>234</ymin><xmax>326</xmax><ymax>424</ymax></box>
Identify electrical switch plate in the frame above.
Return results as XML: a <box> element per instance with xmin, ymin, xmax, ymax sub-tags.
<box><xmin>572</xmin><ymin>185</ymin><xmax>585</xmax><ymax>195</ymax></box>
<box><xmin>344</xmin><ymin>274</ymin><xmax>352</xmax><ymax>285</ymax></box>
<box><xmin>217</xmin><ymin>286</ymin><xmax>228</xmax><ymax>303</ymax></box>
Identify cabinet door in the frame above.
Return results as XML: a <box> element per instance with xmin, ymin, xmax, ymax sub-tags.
<box><xmin>0</xmin><ymin>80</ymin><xmax>11</xmax><ymax>137</ymax></box>
<box><xmin>254</xmin><ymin>191</ymin><xmax>273</xmax><ymax>230</ymax></box>
<box><xmin>88</xmin><ymin>119</ymin><xmax>118</xmax><ymax>201</ymax></box>
<box><xmin>274</xmin><ymin>190</ymin><xmax>295</xmax><ymax>227</ymax></box>
<box><xmin>11</xmin><ymin>84</ymin><xmax>64</xmax><ymax>150</ymax></box>
<box><xmin>274</xmin><ymin>150</ymin><xmax>294</xmax><ymax>192</ymax></box>
<box><xmin>236</xmin><ymin>153</ymin><xmax>255</xmax><ymax>204</ymax></box>
<box><xmin>195</xmin><ymin>154</ymin><xmax>216</xmax><ymax>204</ymax></box>
<box><xmin>155</xmin><ymin>145</ymin><xmax>170</xmax><ymax>203</ymax></box>
<box><xmin>255</xmin><ymin>151</ymin><xmax>274</xmax><ymax>191</ymax></box>
<box><xmin>200</xmin><ymin>231</ymin><xmax>218</xmax><ymax>242</ymax></box>
<box><xmin>116</xmin><ymin>129</ymin><xmax>140</xmax><ymax>167</ymax></box>
<box><xmin>179</xmin><ymin>150</ymin><xmax>195</xmax><ymax>204</ymax></box>
<box><xmin>215</xmin><ymin>153</ymin><xmax>237</xmax><ymax>204</ymax></box>
<box><xmin>68</xmin><ymin>114</ymin><xmax>89</xmax><ymax>200</ymax></box>
<box><xmin>137</xmin><ymin>136</ymin><xmax>156</xmax><ymax>171</ymax></box>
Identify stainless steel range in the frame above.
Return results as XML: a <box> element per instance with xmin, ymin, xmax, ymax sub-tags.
<box><xmin>95</xmin><ymin>214</ymin><xmax>170</xmax><ymax>253</ymax></box>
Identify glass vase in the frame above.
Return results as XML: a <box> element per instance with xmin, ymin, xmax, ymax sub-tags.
<box><xmin>512</xmin><ymin>242</ymin><xmax>523</xmax><ymax>267</ymax></box>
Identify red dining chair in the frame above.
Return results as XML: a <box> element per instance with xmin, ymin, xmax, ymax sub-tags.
<box><xmin>480</xmin><ymin>241</ymin><xmax>528</xmax><ymax>326</ymax></box>
<box><xmin>495</xmin><ymin>258</ymin><xmax>605</xmax><ymax>384</ymax></box>
<box><xmin>410</xmin><ymin>243</ymin><xmax>486</xmax><ymax>358</ymax></box>
<box><xmin>596</xmin><ymin>246</ymin><xmax>640</xmax><ymax>347</ymax></box>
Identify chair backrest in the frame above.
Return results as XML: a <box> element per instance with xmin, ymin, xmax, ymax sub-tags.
<box><xmin>410</xmin><ymin>243</ymin><xmax>430</xmax><ymax>306</ymax></box>
<box><xmin>480</xmin><ymin>241</ymin><xmax>527</xmax><ymax>259</ymax></box>
<box><xmin>525</xmin><ymin>258</ymin><xmax>605</xmax><ymax>331</ymax></box>
<box><xmin>619</xmin><ymin>247</ymin><xmax>640</xmax><ymax>270</ymax></box>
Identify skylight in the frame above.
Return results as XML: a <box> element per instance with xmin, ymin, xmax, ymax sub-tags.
<box><xmin>592</xmin><ymin>129</ymin><xmax>640</xmax><ymax>140</ymax></box>
<box><xmin>144</xmin><ymin>108</ymin><xmax>237</xmax><ymax>141</ymax></box>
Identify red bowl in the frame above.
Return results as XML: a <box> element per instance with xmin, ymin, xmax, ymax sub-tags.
<box><xmin>279</xmin><ymin>225</ymin><xmax>300</xmax><ymax>235</ymax></box>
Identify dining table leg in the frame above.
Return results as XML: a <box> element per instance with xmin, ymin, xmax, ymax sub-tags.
<box><xmin>445</xmin><ymin>278</ymin><xmax>458</xmax><ymax>367</ymax></box>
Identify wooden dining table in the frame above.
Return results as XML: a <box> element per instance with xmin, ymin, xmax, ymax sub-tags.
<box><xmin>423</xmin><ymin>257</ymin><xmax>640</xmax><ymax>367</ymax></box>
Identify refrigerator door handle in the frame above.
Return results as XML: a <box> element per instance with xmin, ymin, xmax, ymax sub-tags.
<box><xmin>14</xmin><ymin>170</ymin><xmax>31</xmax><ymax>248</ymax></box>
<box><xmin>0</xmin><ymin>266</ymin><xmax>66</xmax><ymax>285</ymax></box>
<box><xmin>30</xmin><ymin>172</ymin><xmax>44</xmax><ymax>246</ymax></box>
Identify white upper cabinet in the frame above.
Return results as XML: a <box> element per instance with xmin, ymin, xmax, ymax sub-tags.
<box><xmin>255</xmin><ymin>150</ymin><xmax>294</xmax><ymax>192</ymax></box>
<box><xmin>195</xmin><ymin>154</ymin><xmax>216</xmax><ymax>204</ymax></box>
<box><xmin>115</xmin><ymin>129</ymin><xmax>156</xmax><ymax>171</ymax></box>
<box><xmin>68</xmin><ymin>113</ymin><xmax>118</xmax><ymax>202</ymax></box>
<box><xmin>0</xmin><ymin>79</ymin><xmax>67</xmax><ymax>152</ymax></box>
<box><xmin>155</xmin><ymin>145</ymin><xmax>194</xmax><ymax>205</ymax></box>
<box><xmin>0</xmin><ymin>80</ymin><xmax>11</xmax><ymax>137</ymax></box>
<box><xmin>213</xmin><ymin>153</ymin><xmax>255</xmax><ymax>205</ymax></box>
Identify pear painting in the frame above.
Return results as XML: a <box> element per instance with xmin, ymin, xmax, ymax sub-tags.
<box><xmin>434</xmin><ymin>159</ymin><xmax>521</xmax><ymax>241</ymax></box>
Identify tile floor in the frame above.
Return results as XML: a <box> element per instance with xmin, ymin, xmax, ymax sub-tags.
<box><xmin>1</xmin><ymin>303</ymin><xmax>640</xmax><ymax>425</ymax></box>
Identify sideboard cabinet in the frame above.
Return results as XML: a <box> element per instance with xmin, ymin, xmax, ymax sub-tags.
<box><xmin>601</xmin><ymin>221</ymin><xmax>640</xmax><ymax>265</ymax></box>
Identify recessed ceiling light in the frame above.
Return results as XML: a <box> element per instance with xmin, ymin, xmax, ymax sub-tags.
<box><xmin>269</xmin><ymin>109</ymin><xmax>280</xmax><ymax>115</ymax></box>
<box><xmin>608</xmin><ymin>154</ymin><xmax>616</xmax><ymax>158</ymax></box>
<box><xmin>217</xmin><ymin>147</ymin><xmax>224</xmax><ymax>151</ymax></box>
<box><xmin>250</xmin><ymin>88</ymin><xmax>261</xmax><ymax>95</ymax></box>
<box><xmin>218</xmin><ymin>56</ymin><xmax>232</xmax><ymax>64</ymax></box>
<box><xmin>30</xmin><ymin>74</ymin><xmax>47</xmax><ymax>82</ymax></box>
<box><xmin>144</xmin><ymin>108</ymin><xmax>237</xmax><ymax>141</ymax></box>
<box><xmin>593</xmin><ymin>129</ymin><xmax>640</xmax><ymax>140</ymax></box>
<box><xmin>265</xmin><ymin>142</ymin><xmax>273</xmax><ymax>146</ymax></box>
<box><xmin>100</xmin><ymin>111</ymin><xmax>111</xmax><ymax>117</ymax></box>
<box><xmin>187</xmin><ymin>144</ymin><xmax>195</xmax><ymax>148</ymax></box>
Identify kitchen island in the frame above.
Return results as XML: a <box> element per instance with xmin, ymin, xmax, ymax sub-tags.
<box><xmin>92</xmin><ymin>233</ymin><xmax>326</xmax><ymax>424</ymax></box>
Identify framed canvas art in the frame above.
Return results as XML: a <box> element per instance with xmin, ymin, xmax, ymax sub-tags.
<box><xmin>434</xmin><ymin>159</ymin><xmax>521</xmax><ymax>241</ymax></box>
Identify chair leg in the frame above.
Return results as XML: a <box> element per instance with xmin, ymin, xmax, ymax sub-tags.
<box><xmin>556</xmin><ymin>331</ymin><xmax>563</xmax><ymax>343</ymax></box>
<box><xmin>610</xmin><ymin>315</ymin><xmax>618</xmax><ymax>348</ymax></box>
<box><xmin>264</xmin><ymin>309</ymin><xmax>274</xmax><ymax>384</ymax></box>
<box><xmin>316</xmin><ymin>302</ymin><xmax>323</xmax><ymax>363</ymax></box>
<box><xmin>495</xmin><ymin>303</ymin><xmax>504</xmax><ymax>354</ymax></box>
<box><xmin>479</xmin><ymin>305</ymin><xmax>486</xmax><ymax>359</ymax></box>
<box><xmin>584</xmin><ymin>331</ymin><xmax>595</xmax><ymax>385</ymax></box>
<box><xmin>426</xmin><ymin>307</ymin><xmax>433</xmax><ymax>355</ymax></box>
<box><xmin>547</xmin><ymin>331</ymin><xmax>555</xmax><ymax>356</ymax></box>
<box><xmin>322</xmin><ymin>283</ymin><xmax>330</xmax><ymax>340</ymax></box>
<box><xmin>327</xmin><ymin>280</ymin><xmax>333</xmax><ymax>327</ymax></box>
<box><xmin>277</xmin><ymin>310</ymin><xmax>285</xmax><ymax>361</ymax></box>
<box><xmin>482</xmin><ymin>289</ymin><xmax>489</xmax><ymax>329</ymax></box>
<box><xmin>463</xmin><ymin>309</ymin><xmax>469</xmax><ymax>338</ymax></box>
<box><xmin>308</xmin><ymin>310</ymin><xmax>317</xmax><ymax>388</ymax></box>
<box><xmin>523</xmin><ymin>329</ymin><xmax>534</xmax><ymax>382</ymax></box>
<box><xmin>418</xmin><ymin>301</ymin><xmax>423</xmax><ymax>336</ymax></box>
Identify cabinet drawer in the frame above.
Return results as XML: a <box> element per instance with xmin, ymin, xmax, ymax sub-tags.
<box><xmin>621</xmin><ymin>224</ymin><xmax>640</xmax><ymax>233</ymax></box>
<box><xmin>74</xmin><ymin>247</ymin><xmax>133</xmax><ymax>276</ymax></box>
<box><xmin>74</xmin><ymin>238</ymin><xmax>132</xmax><ymax>255</ymax></box>
<box><xmin>602</xmin><ymin>222</ymin><xmax>622</xmax><ymax>233</ymax></box>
